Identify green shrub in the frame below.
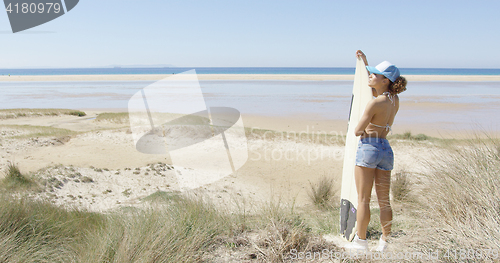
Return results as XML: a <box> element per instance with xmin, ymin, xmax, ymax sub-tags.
<box><xmin>68</xmin><ymin>111</ymin><xmax>86</xmax><ymax>117</ymax></box>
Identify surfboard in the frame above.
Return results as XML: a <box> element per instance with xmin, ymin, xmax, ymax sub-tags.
<box><xmin>339</xmin><ymin>57</ymin><xmax>372</xmax><ymax>241</ymax></box>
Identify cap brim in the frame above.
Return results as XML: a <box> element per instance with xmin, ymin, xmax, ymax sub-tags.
<box><xmin>366</xmin><ymin>66</ymin><xmax>383</xmax><ymax>75</ymax></box>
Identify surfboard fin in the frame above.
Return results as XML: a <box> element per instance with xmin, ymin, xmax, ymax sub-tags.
<box><xmin>340</xmin><ymin>198</ymin><xmax>357</xmax><ymax>241</ymax></box>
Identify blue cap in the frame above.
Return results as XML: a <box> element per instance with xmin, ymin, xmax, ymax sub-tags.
<box><xmin>366</xmin><ymin>61</ymin><xmax>400</xmax><ymax>82</ymax></box>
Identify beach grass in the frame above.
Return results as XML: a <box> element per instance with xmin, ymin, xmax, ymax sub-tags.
<box><xmin>0</xmin><ymin>162</ymin><xmax>38</xmax><ymax>191</ymax></box>
<box><xmin>94</xmin><ymin>112</ymin><xmax>130</xmax><ymax>124</ymax></box>
<box><xmin>0</xmin><ymin>124</ymin><xmax>77</xmax><ymax>139</ymax></box>
<box><xmin>0</xmin><ymin>195</ymin><xmax>105</xmax><ymax>263</ymax></box>
<box><xmin>0</xmin><ymin>108</ymin><xmax>86</xmax><ymax>119</ymax></box>
<box><xmin>391</xmin><ymin>169</ymin><xmax>412</xmax><ymax>202</ymax></box>
<box><xmin>80</xmin><ymin>194</ymin><xmax>233</xmax><ymax>262</ymax></box>
<box><xmin>242</xmin><ymin>197</ymin><xmax>337</xmax><ymax>262</ymax></box>
<box><xmin>1</xmin><ymin>127</ymin><xmax>499</xmax><ymax>262</ymax></box>
<box><xmin>140</xmin><ymin>190</ymin><xmax>180</xmax><ymax>203</ymax></box>
<box><xmin>410</xmin><ymin>137</ymin><xmax>500</xmax><ymax>253</ymax></box>
<box><xmin>0</xmin><ymin>188</ymin><xmax>338</xmax><ymax>262</ymax></box>
<box><xmin>95</xmin><ymin>112</ymin><xmax>212</xmax><ymax>126</ymax></box>
<box><xmin>388</xmin><ymin>131</ymin><xmax>432</xmax><ymax>141</ymax></box>
<box><xmin>307</xmin><ymin>175</ymin><xmax>337</xmax><ymax>210</ymax></box>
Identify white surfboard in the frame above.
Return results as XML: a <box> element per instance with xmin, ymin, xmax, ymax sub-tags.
<box><xmin>339</xmin><ymin>57</ymin><xmax>372</xmax><ymax>241</ymax></box>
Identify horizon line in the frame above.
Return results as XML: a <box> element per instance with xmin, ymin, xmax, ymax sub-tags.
<box><xmin>1</xmin><ymin>66</ymin><xmax>500</xmax><ymax>70</ymax></box>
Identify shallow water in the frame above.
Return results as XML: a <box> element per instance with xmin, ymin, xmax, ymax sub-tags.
<box><xmin>1</xmin><ymin>80</ymin><xmax>500</xmax><ymax>131</ymax></box>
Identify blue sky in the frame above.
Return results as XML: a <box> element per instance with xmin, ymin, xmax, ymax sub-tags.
<box><xmin>1</xmin><ymin>0</ymin><xmax>499</xmax><ymax>68</ymax></box>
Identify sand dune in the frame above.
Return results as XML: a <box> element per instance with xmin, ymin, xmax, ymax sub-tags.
<box><xmin>1</xmin><ymin>112</ymin><xmax>431</xmax><ymax>212</ymax></box>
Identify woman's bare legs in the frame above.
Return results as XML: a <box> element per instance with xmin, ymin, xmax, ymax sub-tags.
<box><xmin>374</xmin><ymin>168</ymin><xmax>392</xmax><ymax>241</ymax></box>
<box><xmin>354</xmin><ymin>165</ymin><xmax>375</xmax><ymax>240</ymax></box>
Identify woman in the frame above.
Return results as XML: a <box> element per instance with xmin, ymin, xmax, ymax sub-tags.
<box><xmin>344</xmin><ymin>50</ymin><xmax>407</xmax><ymax>252</ymax></box>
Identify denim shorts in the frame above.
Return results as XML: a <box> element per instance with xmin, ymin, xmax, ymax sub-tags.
<box><xmin>355</xmin><ymin>138</ymin><xmax>394</xmax><ymax>171</ymax></box>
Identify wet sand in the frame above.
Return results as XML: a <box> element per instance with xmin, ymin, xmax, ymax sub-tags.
<box><xmin>2</xmin><ymin>74</ymin><xmax>500</xmax><ymax>81</ymax></box>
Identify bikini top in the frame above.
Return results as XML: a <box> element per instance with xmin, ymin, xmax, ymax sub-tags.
<box><xmin>369</xmin><ymin>122</ymin><xmax>392</xmax><ymax>133</ymax></box>
<box><xmin>369</xmin><ymin>92</ymin><xmax>395</xmax><ymax>133</ymax></box>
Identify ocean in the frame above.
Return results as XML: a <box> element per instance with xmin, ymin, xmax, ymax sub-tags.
<box><xmin>1</xmin><ymin>67</ymin><xmax>500</xmax><ymax>76</ymax></box>
<box><xmin>1</xmin><ymin>78</ymin><xmax>500</xmax><ymax>133</ymax></box>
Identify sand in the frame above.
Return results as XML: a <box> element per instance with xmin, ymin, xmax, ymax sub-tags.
<box><xmin>1</xmin><ymin>74</ymin><xmax>500</xmax><ymax>82</ymax></box>
<box><xmin>0</xmin><ymin>110</ymin><xmax>437</xmax><ymax>212</ymax></box>
<box><xmin>0</xmin><ymin>73</ymin><xmax>498</xmax><ymax>212</ymax></box>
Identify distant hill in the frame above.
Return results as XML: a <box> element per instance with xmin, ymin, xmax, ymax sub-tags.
<box><xmin>109</xmin><ymin>64</ymin><xmax>176</xmax><ymax>68</ymax></box>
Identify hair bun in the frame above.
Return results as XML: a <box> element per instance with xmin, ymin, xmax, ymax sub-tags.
<box><xmin>389</xmin><ymin>76</ymin><xmax>407</xmax><ymax>95</ymax></box>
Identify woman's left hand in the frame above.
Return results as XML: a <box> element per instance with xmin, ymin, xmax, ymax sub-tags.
<box><xmin>355</xmin><ymin>50</ymin><xmax>368</xmax><ymax>66</ymax></box>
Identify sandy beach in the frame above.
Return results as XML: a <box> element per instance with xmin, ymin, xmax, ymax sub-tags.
<box><xmin>1</xmin><ymin>74</ymin><xmax>499</xmax><ymax>192</ymax></box>
<box><xmin>4</xmin><ymin>1</ymin><xmax>500</xmax><ymax>260</ymax></box>
<box><xmin>0</xmin><ymin>74</ymin><xmax>498</xmax><ymax>257</ymax></box>
<box><xmin>2</xmin><ymin>74</ymin><xmax>500</xmax><ymax>82</ymax></box>
<box><xmin>1</xmin><ymin>98</ymin><xmax>496</xmax><ymax>262</ymax></box>
<box><xmin>0</xmin><ymin>107</ymin><xmax>481</xmax><ymax>213</ymax></box>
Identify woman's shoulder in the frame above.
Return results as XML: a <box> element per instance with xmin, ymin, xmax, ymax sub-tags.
<box><xmin>372</xmin><ymin>93</ymin><xmax>399</xmax><ymax>107</ymax></box>
<box><xmin>373</xmin><ymin>94</ymin><xmax>393</xmax><ymax>103</ymax></box>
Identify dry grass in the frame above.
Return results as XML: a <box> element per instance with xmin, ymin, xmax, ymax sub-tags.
<box><xmin>388</xmin><ymin>131</ymin><xmax>432</xmax><ymax>141</ymax></box>
<box><xmin>391</xmin><ymin>169</ymin><xmax>412</xmax><ymax>202</ymax></box>
<box><xmin>255</xmin><ymin>218</ymin><xmax>312</xmax><ymax>262</ymax></box>
<box><xmin>0</xmin><ymin>108</ymin><xmax>85</xmax><ymax>119</ymax></box>
<box><xmin>408</xmin><ymin>137</ymin><xmax>500</xmax><ymax>256</ymax></box>
<box><xmin>4</xmin><ymin>133</ymin><xmax>500</xmax><ymax>262</ymax></box>
<box><xmin>0</xmin><ymin>162</ymin><xmax>37</xmax><ymax>191</ymax></box>
<box><xmin>80</xmin><ymin>194</ymin><xmax>232</xmax><ymax>262</ymax></box>
<box><xmin>0</xmin><ymin>124</ymin><xmax>76</xmax><ymax>139</ymax></box>
<box><xmin>307</xmin><ymin>175</ymin><xmax>337</xmax><ymax>210</ymax></box>
<box><xmin>94</xmin><ymin>113</ymin><xmax>130</xmax><ymax>124</ymax></box>
<box><xmin>96</xmin><ymin>112</ymin><xmax>209</xmax><ymax>125</ymax></box>
<box><xmin>250</xmin><ymin>198</ymin><xmax>338</xmax><ymax>262</ymax></box>
<box><xmin>0</xmin><ymin>191</ymin><xmax>232</xmax><ymax>263</ymax></box>
<box><xmin>0</xmin><ymin>195</ymin><xmax>104</xmax><ymax>263</ymax></box>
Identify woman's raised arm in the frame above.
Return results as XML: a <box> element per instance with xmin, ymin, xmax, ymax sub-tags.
<box><xmin>356</xmin><ymin>50</ymin><xmax>369</xmax><ymax>66</ymax></box>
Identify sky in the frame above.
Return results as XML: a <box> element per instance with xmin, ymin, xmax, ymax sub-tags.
<box><xmin>1</xmin><ymin>0</ymin><xmax>499</xmax><ymax>69</ymax></box>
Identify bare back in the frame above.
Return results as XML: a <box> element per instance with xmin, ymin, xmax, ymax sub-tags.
<box><xmin>363</xmin><ymin>94</ymin><xmax>399</xmax><ymax>139</ymax></box>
